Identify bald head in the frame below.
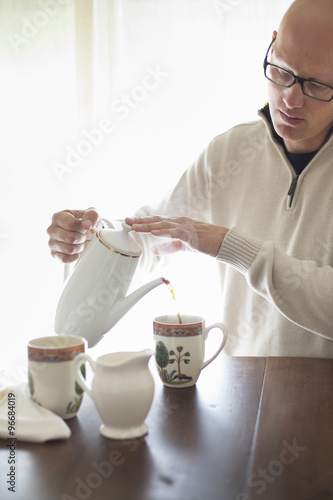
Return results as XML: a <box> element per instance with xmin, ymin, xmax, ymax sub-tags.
<box><xmin>266</xmin><ymin>0</ymin><xmax>333</xmax><ymax>153</ymax></box>
<box><xmin>282</xmin><ymin>0</ymin><xmax>333</xmax><ymax>25</ymax></box>
<box><xmin>278</xmin><ymin>0</ymin><xmax>333</xmax><ymax>50</ymax></box>
<box><xmin>273</xmin><ymin>0</ymin><xmax>333</xmax><ymax>82</ymax></box>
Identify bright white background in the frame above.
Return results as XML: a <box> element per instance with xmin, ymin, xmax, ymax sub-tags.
<box><xmin>0</xmin><ymin>0</ymin><xmax>293</xmax><ymax>376</ymax></box>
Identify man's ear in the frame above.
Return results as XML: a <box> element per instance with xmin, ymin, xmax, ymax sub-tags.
<box><xmin>271</xmin><ymin>30</ymin><xmax>278</xmax><ymax>55</ymax></box>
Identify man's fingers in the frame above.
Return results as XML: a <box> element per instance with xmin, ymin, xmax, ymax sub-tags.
<box><xmin>82</xmin><ymin>207</ymin><xmax>100</xmax><ymax>230</ymax></box>
<box><xmin>152</xmin><ymin>240</ymin><xmax>188</xmax><ymax>254</ymax></box>
<box><xmin>47</xmin><ymin>207</ymin><xmax>101</xmax><ymax>263</ymax></box>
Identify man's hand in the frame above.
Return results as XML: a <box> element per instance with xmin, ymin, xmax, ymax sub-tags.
<box><xmin>125</xmin><ymin>215</ymin><xmax>228</xmax><ymax>257</ymax></box>
<box><xmin>47</xmin><ymin>208</ymin><xmax>101</xmax><ymax>263</ymax></box>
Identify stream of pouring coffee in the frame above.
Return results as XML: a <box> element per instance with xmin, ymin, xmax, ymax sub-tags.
<box><xmin>162</xmin><ymin>278</ymin><xmax>183</xmax><ymax>324</ymax></box>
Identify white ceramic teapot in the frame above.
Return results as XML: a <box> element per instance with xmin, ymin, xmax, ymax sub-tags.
<box><xmin>54</xmin><ymin>222</ymin><xmax>164</xmax><ymax>347</ymax></box>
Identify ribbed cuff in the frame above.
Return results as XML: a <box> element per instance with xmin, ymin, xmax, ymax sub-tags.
<box><xmin>217</xmin><ymin>227</ymin><xmax>263</xmax><ymax>273</ymax></box>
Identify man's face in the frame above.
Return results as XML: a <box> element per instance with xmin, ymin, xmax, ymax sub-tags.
<box><xmin>268</xmin><ymin>34</ymin><xmax>333</xmax><ymax>153</ymax></box>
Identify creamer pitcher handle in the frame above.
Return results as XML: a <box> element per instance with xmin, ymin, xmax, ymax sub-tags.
<box><xmin>74</xmin><ymin>353</ymin><xmax>96</xmax><ymax>397</ymax></box>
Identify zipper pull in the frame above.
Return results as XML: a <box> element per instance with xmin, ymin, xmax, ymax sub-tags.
<box><xmin>288</xmin><ymin>175</ymin><xmax>299</xmax><ymax>207</ymax></box>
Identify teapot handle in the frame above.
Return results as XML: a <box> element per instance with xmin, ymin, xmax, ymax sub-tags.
<box><xmin>63</xmin><ymin>263</ymin><xmax>71</xmax><ymax>281</ymax></box>
<box><xmin>74</xmin><ymin>353</ymin><xmax>96</xmax><ymax>398</ymax></box>
<box><xmin>62</xmin><ymin>218</ymin><xmax>113</xmax><ymax>282</ymax></box>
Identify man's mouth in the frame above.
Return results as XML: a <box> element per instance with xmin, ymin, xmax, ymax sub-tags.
<box><xmin>279</xmin><ymin>110</ymin><xmax>304</xmax><ymax>125</ymax></box>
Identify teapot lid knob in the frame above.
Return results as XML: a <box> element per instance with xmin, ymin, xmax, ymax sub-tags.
<box><xmin>122</xmin><ymin>222</ymin><xmax>133</xmax><ymax>232</ymax></box>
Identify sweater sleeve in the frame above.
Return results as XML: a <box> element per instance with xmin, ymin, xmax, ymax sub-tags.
<box><xmin>217</xmin><ymin>226</ymin><xmax>333</xmax><ymax>340</ymax></box>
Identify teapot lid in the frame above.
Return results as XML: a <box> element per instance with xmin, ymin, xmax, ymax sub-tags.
<box><xmin>96</xmin><ymin>223</ymin><xmax>142</xmax><ymax>257</ymax></box>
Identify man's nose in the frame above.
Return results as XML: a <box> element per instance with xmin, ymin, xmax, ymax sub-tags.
<box><xmin>283</xmin><ymin>82</ymin><xmax>305</xmax><ymax>108</ymax></box>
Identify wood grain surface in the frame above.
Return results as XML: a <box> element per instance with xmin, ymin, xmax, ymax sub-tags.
<box><xmin>1</xmin><ymin>356</ymin><xmax>332</xmax><ymax>500</ymax></box>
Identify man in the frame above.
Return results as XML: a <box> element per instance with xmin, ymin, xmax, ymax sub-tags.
<box><xmin>47</xmin><ymin>0</ymin><xmax>333</xmax><ymax>357</ymax></box>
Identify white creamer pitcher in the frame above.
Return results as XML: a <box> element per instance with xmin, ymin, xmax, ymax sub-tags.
<box><xmin>74</xmin><ymin>349</ymin><xmax>155</xmax><ymax>439</ymax></box>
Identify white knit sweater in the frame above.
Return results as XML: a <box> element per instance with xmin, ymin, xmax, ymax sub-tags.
<box><xmin>136</xmin><ymin>109</ymin><xmax>333</xmax><ymax>357</ymax></box>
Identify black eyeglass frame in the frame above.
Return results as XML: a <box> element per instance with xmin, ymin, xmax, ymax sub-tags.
<box><xmin>263</xmin><ymin>37</ymin><xmax>333</xmax><ymax>102</ymax></box>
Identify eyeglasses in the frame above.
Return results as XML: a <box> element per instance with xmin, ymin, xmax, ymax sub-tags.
<box><xmin>263</xmin><ymin>38</ymin><xmax>333</xmax><ymax>102</ymax></box>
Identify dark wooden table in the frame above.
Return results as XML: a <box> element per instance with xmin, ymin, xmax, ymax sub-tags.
<box><xmin>1</xmin><ymin>356</ymin><xmax>332</xmax><ymax>500</ymax></box>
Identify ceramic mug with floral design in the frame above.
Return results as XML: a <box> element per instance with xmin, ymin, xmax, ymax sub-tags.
<box><xmin>27</xmin><ymin>335</ymin><xmax>86</xmax><ymax>419</ymax></box>
<box><xmin>153</xmin><ymin>315</ymin><xmax>228</xmax><ymax>388</ymax></box>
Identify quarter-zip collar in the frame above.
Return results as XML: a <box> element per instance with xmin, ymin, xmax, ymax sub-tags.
<box><xmin>258</xmin><ymin>103</ymin><xmax>333</xmax><ymax>209</ymax></box>
<box><xmin>284</xmin><ymin>149</ymin><xmax>318</xmax><ymax>175</ymax></box>
<box><xmin>258</xmin><ymin>103</ymin><xmax>333</xmax><ymax>160</ymax></box>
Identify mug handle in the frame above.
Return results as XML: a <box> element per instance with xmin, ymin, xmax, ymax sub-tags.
<box><xmin>202</xmin><ymin>323</ymin><xmax>228</xmax><ymax>370</ymax></box>
<box><xmin>74</xmin><ymin>353</ymin><xmax>96</xmax><ymax>398</ymax></box>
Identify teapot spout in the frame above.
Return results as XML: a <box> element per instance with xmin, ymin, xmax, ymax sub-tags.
<box><xmin>107</xmin><ymin>277</ymin><xmax>165</xmax><ymax>332</ymax></box>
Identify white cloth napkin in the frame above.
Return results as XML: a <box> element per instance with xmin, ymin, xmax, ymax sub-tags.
<box><xmin>0</xmin><ymin>381</ymin><xmax>71</xmax><ymax>442</ymax></box>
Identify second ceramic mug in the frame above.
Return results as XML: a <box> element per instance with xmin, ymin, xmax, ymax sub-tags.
<box><xmin>153</xmin><ymin>314</ymin><xmax>228</xmax><ymax>388</ymax></box>
<box><xmin>27</xmin><ymin>335</ymin><xmax>86</xmax><ymax>419</ymax></box>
